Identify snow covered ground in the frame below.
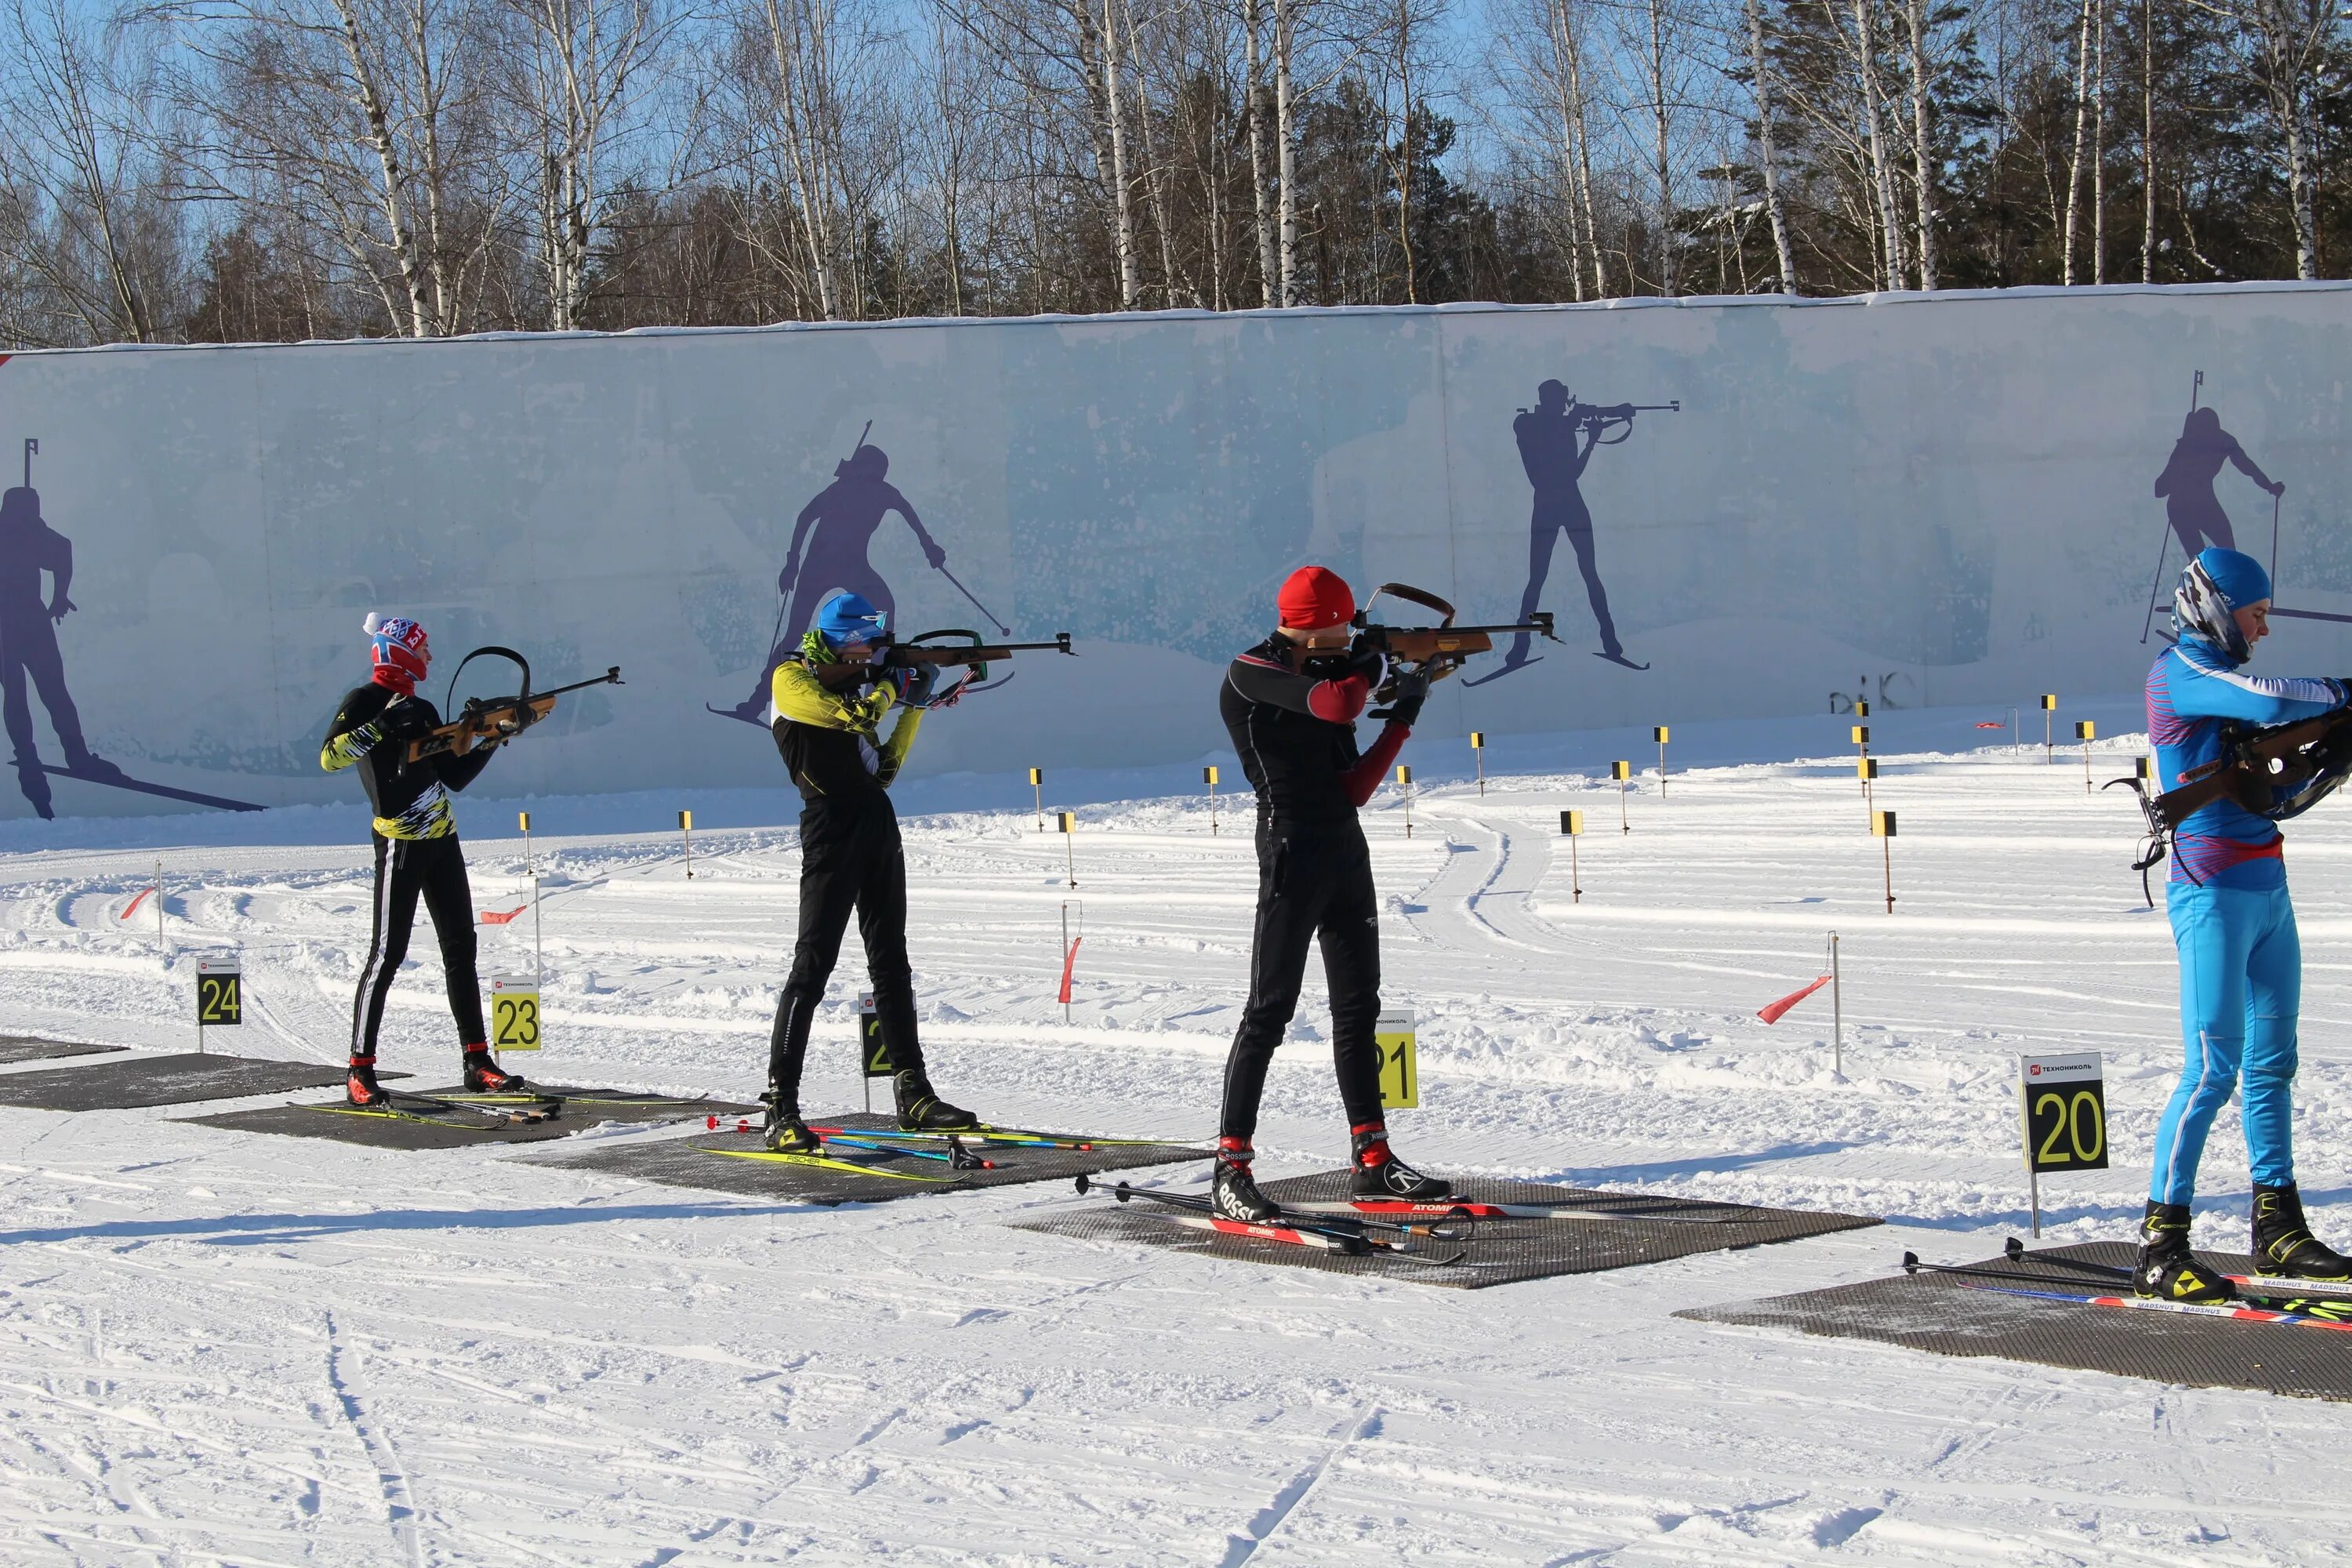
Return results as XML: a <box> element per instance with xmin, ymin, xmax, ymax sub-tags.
<box><xmin>2</xmin><ymin>696</ymin><xmax>2347</xmax><ymax>1565</ymax></box>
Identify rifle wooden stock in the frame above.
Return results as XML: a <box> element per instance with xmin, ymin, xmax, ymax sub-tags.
<box><xmin>1371</xmin><ymin>622</ymin><xmax>1552</xmax><ymax>662</ymax></box>
<box><xmin>406</xmin><ymin>666</ymin><xmax>623</xmax><ymax>761</ymax></box>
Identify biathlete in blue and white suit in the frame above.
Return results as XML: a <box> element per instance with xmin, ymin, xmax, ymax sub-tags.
<box><xmin>2139</xmin><ymin>546</ymin><xmax>2352</xmax><ymax>1301</ymax></box>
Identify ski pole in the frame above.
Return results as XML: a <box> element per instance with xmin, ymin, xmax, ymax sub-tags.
<box><xmin>2271</xmin><ymin>489</ymin><xmax>2281</xmax><ymax>585</ymax></box>
<box><xmin>2140</xmin><ymin>530</ymin><xmax>2171</xmax><ymax>645</ymax></box>
<box><xmin>935</xmin><ymin>563</ymin><xmax>1011</xmax><ymax>635</ymax></box>
<box><xmin>2003</xmin><ymin>1235</ymin><xmax>2129</xmax><ymax>1280</ymax></box>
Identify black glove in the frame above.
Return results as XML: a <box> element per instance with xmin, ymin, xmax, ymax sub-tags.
<box><xmin>379</xmin><ymin>697</ymin><xmax>435</xmax><ymax>739</ymax></box>
<box><xmin>1380</xmin><ymin>669</ymin><xmax>1431</xmax><ymax>727</ymax></box>
<box><xmin>1345</xmin><ymin>643</ymin><xmax>1388</xmax><ymax>686</ymax></box>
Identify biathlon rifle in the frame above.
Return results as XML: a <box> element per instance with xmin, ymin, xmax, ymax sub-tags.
<box><xmin>407</xmin><ymin>646</ymin><xmax>625</xmax><ymax>762</ymax></box>
<box><xmin>1349</xmin><ymin>583</ymin><xmax>1559</xmax><ymax>695</ymax></box>
<box><xmin>2129</xmin><ymin>706</ymin><xmax>2352</xmax><ymax>833</ymax></box>
<box><xmin>811</xmin><ymin>629</ymin><xmax>1076</xmax><ymax>705</ymax></box>
<box><xmin>1573</xmin><ymin>400</ymin><xmax>1679</xmax><ymax>443</ymax></box>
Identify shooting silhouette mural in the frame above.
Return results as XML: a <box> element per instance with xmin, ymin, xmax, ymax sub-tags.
<box><xmin>1483</xmin><ymin>380</ymin><xmax>1678</xmax><ymax>683</ymax></box>
<box><xmin>0</xmin><ymin>440</ymin><xmax>259</xmax><ymax>818</ymax></box>
<box><xmin>717</xmin><ymin>426</ymin><xmax>1006</xmax><ymax>724</ymax></box>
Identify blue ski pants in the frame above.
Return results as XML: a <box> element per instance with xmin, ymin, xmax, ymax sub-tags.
<box><xmin>2149</xmin><ymin>880</ymin><xmax>2300</xmax><ymax>1205</ymax></box>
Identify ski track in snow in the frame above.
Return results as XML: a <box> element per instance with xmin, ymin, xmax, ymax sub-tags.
<box><xmin>0</xmin><ymin>728</ymin><xmax>2347</xmax><ymax>1561</ymax></box>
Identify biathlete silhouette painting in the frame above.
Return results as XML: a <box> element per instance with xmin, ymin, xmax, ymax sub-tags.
<box><xmin>0</xmin><ymin>438</ymin><xmax>260</xmax><ymax>818</ymax></box>
<box><xmin>717</xmin><ymin>425</ymin><xmax>1007</xmax><ymax>724</ymax></box>
<box><xmin>1477</xmin><ymin>379</ymin><xmax>1677</xmax><ymax>685</ymax></box>
<box><xmin>2139</xmin><ymin>375</ymin><xmax>2350</xmax><ymax>637</ymax></box>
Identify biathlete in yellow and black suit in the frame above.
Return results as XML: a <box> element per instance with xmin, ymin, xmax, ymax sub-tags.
<box><xmin>760</xmin><ymin>590</ymin><xmax>975</xmax><ymax>1152</ymax></box>
<box><xmin>321</xmin><ymin>613</ymin><xmax>533</xmax><ymax>1107</ymax></box>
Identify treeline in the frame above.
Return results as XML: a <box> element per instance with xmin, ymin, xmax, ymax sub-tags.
<box><xmin>0</xmin><ymin>0</ymin><xmax>2344</xmax><ymax>347</ymax></box>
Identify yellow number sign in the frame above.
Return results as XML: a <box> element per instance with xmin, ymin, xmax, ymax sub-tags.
<box><xmin>492</xmin><ymin>975</ymin><xmax>542</xmax><ymax>1052</ymax></box>
<box><xmin>196</xmin><ymin>960</ymin><xmax>242</xmax><ymax>1027</ymax></box>
<box><xmin>2018</xmin><ymin>1054</ymin><xmax>2107</xmax><ymax>1172</ymax></box>
<box><xmin>1376</xmin><ymin>1009</ymin><xmax>1417</xmax><ymax>1109</ymax></box>
<box><xmin>858</xmin><ymin>991</ymin><xmax>894</xmax><ymax>1077</ymax></box>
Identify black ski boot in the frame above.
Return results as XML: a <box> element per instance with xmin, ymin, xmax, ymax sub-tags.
<box><xmin>2252</xmin><ymin>1184</ymin><xmax>2352</xmax><ymax>1281</ymax></box>
<box><xmin>346</xmin><ymin>1054</ymin><xmax>389</xmax><ymax>1109</ymax></box>
<box><xmin>760</xmin><ymin>1093</ymin><xmax>817</xmax><ymax>1154</ymax></box>
<box><xmin>893</xmin><ymin>1069</ymin><xmax>978</xmax><ymax>1132</ymax></box>
<box><xmin>2133</xmin><ymin>1200</ymin><xmax>2235</xmax><ymax>1304</ymax></box>
<box><xmin>1348</xmin><ymin>1125</ymin><xmax>1453</xmax><ymax>1200</ymax></box>
<box><xmin>1211</xmin><ymin>1140</ymin><xmax>1280</xmax><ymax>1221</ymax></box>
<box><xmin>461</xmin><ymin>1048</ymin><xmax>531</xmax><ymax>1094</ymax></box>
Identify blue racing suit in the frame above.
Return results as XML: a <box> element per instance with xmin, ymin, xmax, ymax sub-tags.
<box><xmin>2143</xmin><ymin>635</ymin><xmax>2345</xmax><ymax>1204</ymax></box>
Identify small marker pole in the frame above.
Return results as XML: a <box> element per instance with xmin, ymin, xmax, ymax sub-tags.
<box><xmin>1396</xmin><ymin>764</ymin><xmax>1414</xmax><ymax>838</ymax></box>
<box><xmin>1470</xmin><ymin>731</ymin><xmax>1486</xmax><ymax>797</ymax></box>
<box><xmin>1062</xmin><ymin>902</ymin><xmax>1072</xmax><ymax>1024</ymax></box>
<box><xmin>1029</xmin><ymin>768</ymin><xmax>1044</xmax><ymax>830</ymax></box>
<box><xmin>1560</xmin><ymin>809</ymin><xmax>1583</xmax><ymax>903</ymax></box>
<box><xmin>1852</xmin><ymin>724</ymin><xmax>1870</xmax><ymax>788</ymax></box>
<box><xmin>1872</xmin><ymin>809</ymin><xmax>1897</xmax><ymax>913</ymax></box>
<box><xmin>521</xmin><ymin>811</ymin><xmax>542</xmax><ymax>986</ymax></box>
<box><xmin>1828</xmin><ymin>931</ymin><xmax>1842</xmax><ymax>1076</ymax></box>
<box><xmin>2075</xmin><ymin>720</ymin><xmax>2096</xmax><ymax>793</ymax></box>
<box><xmin>1612</xmin><ymin>760</ymin><xmax>1632</xmax><ymax>833</ymax></box>
<box><xmin>154</xmin><ymin>859</ymin><xmax>165</xmax><ymax>955</ymax></box>
<box><xmin>1857</xmin><ymin>757</ymin><xmax>1878</xmax><ymax>822</ymax></box>
<box><xmin>679</xmin><ymin>809</ymin><xmax>694</xmax><ymax>879</ymax></box>
<box><xmin>1204</xmin><ymin>765</ymin><xmax>1220</xmax><ymax>835</ymax></box>
<box><xmin>1855</xmin><ymin>698</ymin><xmax>1870</xmax><ymax>719</ymax></box>
<box><xmin>1056</xmin><ymin>811</ymin><xmax>1077</xmax><ymax>888</ymax></box>
<box><xmin>1653</xmin><ymin>727</ymin><xmax>1671</xmax><ymax>797</ymax></box>
<box><xmin>2039</xmin><ymin>694</ymin><xmax>2058</xmax><ymax>763</ymax></box>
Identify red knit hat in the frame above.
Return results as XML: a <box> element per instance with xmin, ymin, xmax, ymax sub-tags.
<box><xmin>1277</xmin><ymin>566</ymin><xmax>1355</xmax><ymax>630</ymax></box>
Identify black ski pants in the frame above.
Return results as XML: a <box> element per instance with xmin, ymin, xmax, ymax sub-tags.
<box><xmin>1219</xmin><ymin>819</ymin><xmax>1386</xmax><ymax>1142</ymax></box>
<box><xmin>350</xmin><ymin>832</ymin><xmax>485</xmax><ymax>1058</ymax></box>
<box><xmin>768</xmin><ymin>797</ymin><xmax>924</xmax><ymax>1104</ymax></box>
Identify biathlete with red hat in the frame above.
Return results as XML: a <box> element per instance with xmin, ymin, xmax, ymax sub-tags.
<box><xmin>1210</xmin><ymin>565</ymin><xmax>1450</xmax><ymax>1221</ymax></box>
<box><xmin>321</xmin><ymin>614</ymin><xmax>533</xmax><ymax>1107</ymax></box>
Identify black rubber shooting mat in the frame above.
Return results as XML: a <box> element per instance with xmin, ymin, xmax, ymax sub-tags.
<box><xmin>523</xmin><ymin>1113</ymin><xmax>1203</xmax><ymax>1204</ymax></box>
<box><xmin>1676</xmin><ymin>1241</ymin><xmax>2352</xmax><ymax>1403</ymax></box>
<box><xmin>180</xmin><ymin>1087</ymin><xmax>760</xmax><ymax>1150</ymax></box>
<box><xmin>0</xmin><ymin>1051</ymin><xmax>358</xmax><ymax>1109</ymax></box>
<box><xmin>1011</xmin><ymin>1172</ymin><xmax>1880</xmax><ymax>1290</ymax></box>
<box><xmin>0</xmin><ymin>1036</ymin><xmax>125</xmax><ymax>1065</ymax></box>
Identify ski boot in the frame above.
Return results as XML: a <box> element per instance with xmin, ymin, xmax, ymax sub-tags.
<box><xmin>1349</xmin><ymin>1123</ymin><xmax>1453</xmax><ymax>1200</ymax></box>
<box><xmin>1210</xmin><ymin>1139</ymin><xmax>1280</xmax><ymax>1222</ymax></box>
<box><xmin>461</xmin><ymin>1047</ymin><xmax>531</xmax><ymax>1095</ymax></box>
<box><xmin>893</xmin><ymin>1069</ymin><xmax>978</xmax><ymax>1132</ymax></box>
<box><xmin>2252</xmin><ymin>1184</ymin><xmax>2352</xmax><ymax>1281</ymax></box>
<box><xmin>346</xmin><ymin>1054</ymin><xmax>389</xmax><ymax>1109</ymax></box>
<box><xmin>2133</xmin><ymin>1200</ymin><xmax>2235</xmax><ymax>1304</ymax></box>
<box><xmin>13</xmin><ymin>754</ymin><xmax>51</xmax><ymax>820</ymax></box>
<box><xmin>760</xmin><ymin>1094</ymin><xmax>818</xmax><ymax>1154</ymax></box>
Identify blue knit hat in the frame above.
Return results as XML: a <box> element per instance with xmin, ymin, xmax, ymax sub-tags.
<box><xmin>2196</xmin><ymin>547</ymin><xmax>2271</xmax><ymax>609</ymax></box>
<box><xmin>815</xmin><ymin>591</ymin><xmax>887</xmax><ymax>648</ymax></box>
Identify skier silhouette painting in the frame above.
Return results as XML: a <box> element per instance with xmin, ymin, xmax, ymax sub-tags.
<box><xmin>2154</xmin><ymin>405</ymin><xmax>2283</xmax><ymax>559</ymax></box>
<box><xmin>1479</xmin><ymin>380</ymin><xmax>1675</xmax><ymax>684</ymax></box>
<box><xmin>2138</xmin><ymin>394</ymin><xmax>2312</xmax><ymax>642</ymax></box>
<box><xmin>720</xmin><ymin>434</ymin><xmax>1003</xmax><ymax>724</ymax></box>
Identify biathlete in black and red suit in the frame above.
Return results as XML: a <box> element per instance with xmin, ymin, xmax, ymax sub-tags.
<box><xmin>321</xmin><ymin>613</ymin><xmax>532</xmax><ymax>1107</ymax></box>
<box><xmin>1210</xmin><ymin>565</ymin><xmax>1451</xmax><ymax>1221</ymax></box>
